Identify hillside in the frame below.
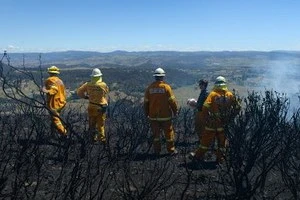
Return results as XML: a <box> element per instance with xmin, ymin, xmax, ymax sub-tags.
<box><xmin>1</xmin><ymin>52</ymin><xmax>300</xmax><ymax>199</ymax></box>
<box><xmin>1</xmin><ymin>50</ymin><xmax>300</xmax><ymax>110</ymax></box>
<box><xmin>5</xmin><ymin>50</ymin><xmax>300</xmax><ymax>69</ymax></box>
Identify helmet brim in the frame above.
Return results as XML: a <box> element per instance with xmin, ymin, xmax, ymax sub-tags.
<box><xmin>48</xmin><ymin>71</ymin><xmax>60</xmax><ymax>74</ymax></box>
<box><xmin>215</xmin><ymin>83</ymin><xmax>227</xmax><ymax>87</ymax></box>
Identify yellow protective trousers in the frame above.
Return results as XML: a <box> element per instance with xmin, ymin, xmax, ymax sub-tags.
<box><xmin>51</xmin><ymin>109</ymin><xmax>66</xmax><ymax>136</ymax></box>
<box><xmin>150</xmin><ymin>120</ymin><xmax>175</xmax><ymax>154</ymax></box>
<box><xmin>88</xmin><ymin>105</ymin><xmax>106</xmax><ymax>143</ymax></box>
<box><xmin>194</xmin><ymin>127</ymin><xmax>226</xmax><ymax>162</ymax></box>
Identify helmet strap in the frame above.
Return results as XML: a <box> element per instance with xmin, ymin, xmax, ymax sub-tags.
<box><xmin>155</xmin><ymin>76</ymin><xmax>164</xmax><ymax>81</ymax></box>
<box><xmin>91</xmin><ymin>76</ymin><xmax>102</xmax><ymax>83</ymax></box>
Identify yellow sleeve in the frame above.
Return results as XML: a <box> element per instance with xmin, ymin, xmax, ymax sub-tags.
<box><xmin>45</xmin><ymin>79</ymin><xmax>58</xmax><ymax>95</ymax></box>
<box><xmin>203</xmin><ymin>92</ymin><xmax>213</xmax><ymax>109</ymax></box>
<box><xmin>76</xmin><ymin>83</ymin><xmax>88</xmax><ymax>98</ymax></box>
<box><xmin>166</xmin><ymin>85</ymin><xmax>178</xmax><ymax>114</ymax></box>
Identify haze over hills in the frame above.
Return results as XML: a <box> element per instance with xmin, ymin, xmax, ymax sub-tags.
<box><xmin>3</xmin><ymin>50</ymin><xmax>300</xmax><ymax>69</ymax></box>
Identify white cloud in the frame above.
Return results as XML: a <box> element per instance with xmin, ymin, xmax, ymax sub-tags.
<box><xmin>1</xmin><ymin>45</ymin><xmax>21</xmax><ymax>53</ymax></box>
<box><xmin>7</xmin><ymin>45</ymin><xmax>20</xmax><ymax>51</ymax></box>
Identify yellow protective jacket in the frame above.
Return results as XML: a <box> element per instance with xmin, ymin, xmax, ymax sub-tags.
<box><xmin>144</xmin><ymin>80</ymin><xmax>178</xmax><ymax>121</ymax></box>
<box><xmin>44</xmin><ymin>76</ymin><xmax>66</xmax><ymax>111</ymax></box>
<box><xmin>200</xmin><ymin>86</ymin><xmax>240</xmax><ymax>130</ymax></box>
<box><xmin>77</xmin><ymin>79</ymin><xmax>109</xmax><ymax>106</ymax></box>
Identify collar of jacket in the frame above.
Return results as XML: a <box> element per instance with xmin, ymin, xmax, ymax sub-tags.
<box><xmin>91</xmin><ymin>76</ymin><xmax>102</xmax><ymax>83</ymax></box>
<box><xmin>213</xmin><ymin>85</ymin><xmax>228</xmax><ymax>91</ymax></box>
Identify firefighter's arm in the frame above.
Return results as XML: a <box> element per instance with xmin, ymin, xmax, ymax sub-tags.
<box><xmin>106</xmin><ymin>89</ymin><xmax>110</xmax><ymax>105</ymax></box>
<box><xmin>167</xmin><ymin>86</ymin><xmax>179</xmax><ymax>115</ymax></box>
<box><xmin>99</xmin><ymin>82</ymin><xmax>109</xmax><ymax>103</ymax></box>
<box><xmin>41</xmin><ymin>86</ymin><xmax>48</xmax><ymax>93</ymax></box>
<box><xmin>105</xmin><ymin>83</ymin><xmax>109</xmax><ymax>94</ymax></box>
<box><xmin>76</xmin><ymin>83</ymin><xmax>88</xmax><ymax>99</ymax></box>
<box><xmin>200</xmin><ymin>92</ymin><xmax>212</xmax><ymax>122</ymax></box>
<box><xmin>169</xmin><ymin>98</ymin><xmax>178</xmax><ymax>116</ymax></box>
<box><xmin>100</xmin><ymin>82</ymin><xmax>109</xmax><ymax>94</ymax></box>
<box><xmin>42</xmin><ymin>80</ymin><xmax>58</xmax><ymax>95</ymax></box>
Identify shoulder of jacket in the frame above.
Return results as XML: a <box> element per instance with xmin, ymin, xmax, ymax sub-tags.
<box><xmin>96</xmin><ymin>81</ymin><xmax>108</xmax><ymax>87</ymax></box>
<box><xmin>47</xmin><ymin>76</ymin><xmax>59</xmax><ymax>83</ymax></box>
<box><xmin>47</xmin><ymin>76</ymin><xmax>56</xmax><ymax>80</ymax></box>
<box><xmin>225</xmin><ymin>90</ymin><xmax>234</xmax><ymax>96</ymax></box>
<box><xmin>80</xmin><ymin>82</ymin><xmax>87</xmax><ymax>86</ymax></box>
<box><xmin>162</xmin><ymin>82</ymin><xmax>171</xmax><ymax>88</ymax></box>
<box><xmin>100</xmin><ymin>81</ymin><xmax>107</xmax><ymax>85</ymax></box>
<box><xmin>209</xmin><ymin>91</ymin><xmax>217</xmax><ymax>95</ymax></box>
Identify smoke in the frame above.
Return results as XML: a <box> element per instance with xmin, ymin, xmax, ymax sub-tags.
<box><xmin>260</xmin><ymin>59</ymin><xmax>300</xmax><ymax>113</ymax></box>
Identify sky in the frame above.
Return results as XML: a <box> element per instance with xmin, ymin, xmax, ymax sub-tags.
<box><xmin>1</xmin><ymin>0</ymin><xmax>300</xmax><ymax>53</ymax></box>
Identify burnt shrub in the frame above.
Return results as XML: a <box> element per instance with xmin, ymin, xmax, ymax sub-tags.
<box><xmin>219</xmin><ymin>91</ymin><xmax>298</xmax><ymax>199</ymax></box>
<box><xmin>1</xmin><ymin>56</ymin><xmax>300</xmax><ymax>199</ymax></box>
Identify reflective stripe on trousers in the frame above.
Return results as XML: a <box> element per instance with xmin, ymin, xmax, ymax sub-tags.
<box><xmin>205</xmin><ymin>126</ymin><xmax>224</xmax><ymax>132</ymax></box>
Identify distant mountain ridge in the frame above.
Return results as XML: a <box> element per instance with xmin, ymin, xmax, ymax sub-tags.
<box><xmin>3</xmin><ymin>50</ymin><xmax>300</xmax><ymax>68</ymax></box>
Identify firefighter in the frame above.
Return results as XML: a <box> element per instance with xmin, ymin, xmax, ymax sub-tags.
<box><xmin>77</xmin><ymin>68</ymin><xmax>109</xmax><ymax>144</ymax></box>
<box><xmin>144</xmin><ymin>67</ymin><xmax>179</xmax><ymax>155</ymax></box>
<box><xmin>188</xmin><ymin>76</ymin><xmax>240</xmax><ymax>163</ymax></box>
<box><xmin>187</xmin><ymin>79</ymin><xmax>209</xmax><ymax>138</ymax></box>
<box><xmin>42</xmin><ymin>66</ymin><xmax>67</xmax><ymax>136</ymax></box>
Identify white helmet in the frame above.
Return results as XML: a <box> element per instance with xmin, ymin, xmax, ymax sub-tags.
<box><xmin>153</xmin><ymin>68</ymin><xmax>165</xmax><ymax>77</ymax></box>
<box><xmin>90</xmin><ymin>68</ymin><xmax>102</xmax><ymax>77</ymax></box>
<box><xmin>215</xmin><ymin>76</ymin><xmax>227</xmax><ymax>86</ymax></box>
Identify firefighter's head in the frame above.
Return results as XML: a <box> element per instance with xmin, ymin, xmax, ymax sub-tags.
<box><xmin>198</xmin><ymin>79</ymin><xmax>208</xmax><ymax>88</ymax></box>
<box><xmin>90</xmin><ymin>68</ymin><xmax>103</xmax><ymax>82</ymax></box>
<box><xmin>90</xmin><ymin>68</ymin><xmax>102</xmax><ymax>77</ymax></box>
<box><xmin>214</xmin><ymin>76</ymin><xmax>227</xmax><ymax>87</ymax></box>
<box><xmin>153</xmin><ymin>68</ymin><xmax>165</xmax><ymax>80</ymax></box>
<box><xmin>47</xmin><ymin>66</ymin><xmax>60</xmax><ymax>75</ymax></box>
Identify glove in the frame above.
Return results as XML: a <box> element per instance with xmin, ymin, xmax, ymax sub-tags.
<box><xmin>41</xmin><ymin>86</ymin><xmax>48</xmax><ymax>93</ymax></box>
